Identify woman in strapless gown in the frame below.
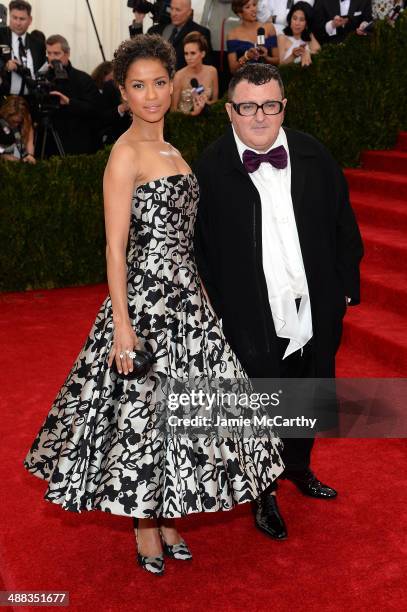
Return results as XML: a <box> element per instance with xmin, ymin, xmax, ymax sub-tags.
<box><xmin>226</xmin><ymin>0</ymin><xmax>279</xmax><ymax>74</ymax></box>
<box><xmin>23</xmin><ymin>34</ymin><xmax>284</xmax><ymax>576</ymax></box>
<box><xmin>171</xmin><ymin>31</ymin><xmax>218</xmax><ymax>116</ymax></box>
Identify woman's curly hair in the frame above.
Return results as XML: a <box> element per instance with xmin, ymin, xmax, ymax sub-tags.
<box><xmin>113</xmin><ymin>34</ymin><xmax>176</xmax><ymax>87</ymax></box>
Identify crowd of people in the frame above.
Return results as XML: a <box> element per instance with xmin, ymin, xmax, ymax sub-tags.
<box><xmin>0</xmin><ymin>0</ymin><xmax>404</xmax><ymax>161</ymax></box>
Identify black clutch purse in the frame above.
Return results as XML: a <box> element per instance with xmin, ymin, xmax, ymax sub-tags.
<box><xmin>111</xmin><ymin>348</ymin><xmax>154</xmax><ymax>380</ymax></box>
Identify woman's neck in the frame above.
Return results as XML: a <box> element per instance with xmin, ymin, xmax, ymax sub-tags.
<box><xmin>241</xmin><ymin>20</ymin><xmax>258</xmax><ymax>31</ymax></box>
<box><xmin>188</xmin><ymin>63</ymin><xmax>204</xmax><ymax>76</ymax></box>
<box><xmin>130</xmin><ymin>117</ymin><xmax>165</xmax><ymax>142</ymax></box>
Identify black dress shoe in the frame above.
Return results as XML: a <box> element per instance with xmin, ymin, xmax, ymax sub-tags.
<box><xmin>253</xmin><ymin>494</ymin><xmax>288</xmax><ymax>540</ymax></box>
<box><xmin>283</xmin><ymin>469</ymin><xmax>338</xmax><ymax>499</ymax></box>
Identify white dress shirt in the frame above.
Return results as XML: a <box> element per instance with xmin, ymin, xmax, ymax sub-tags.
<box><xmin>233</xmin><ymin>125</ymin><xmax>313</xmax><ymax>359</ymax></box>
<box><xmin>10</xmin><ymin>31</ymin><xmax>34</xmax><ymax>95</ymax></box>
<box><xmin>325</xmin><ymin>0</ymin><xmax>350</xmax><ymax>36</ymax></box>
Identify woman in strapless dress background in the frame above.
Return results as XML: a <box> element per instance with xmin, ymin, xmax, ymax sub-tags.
<box><xmin>23</xmin><ymin>34</ymin><xmax>284</xmax><ymax>577</ymax></box>
<box><xmin>171</xmin><ymin>31</ymin><xmax>219</xmax><ymax>116</ymax></box>
<box><xmin>227</xmin><ymin>0</ymin><xmax>279</xmax><ymax>74</ymax></box>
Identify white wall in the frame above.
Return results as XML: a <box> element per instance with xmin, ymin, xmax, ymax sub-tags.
<box><xmin>27</xmin><ymin>0</ymin><xmax>205</xmax><ymax>74</ymax></box>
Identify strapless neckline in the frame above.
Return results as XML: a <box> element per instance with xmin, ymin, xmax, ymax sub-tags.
<box><xmin>135</xmin><ymin>173</ymin><xmax>195</xmax><ymax>193</ymax></box>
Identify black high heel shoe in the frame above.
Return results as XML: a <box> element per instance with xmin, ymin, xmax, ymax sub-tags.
<box><xmin>133</xmin><ymin>518</ymin><xmax>165</xmax><ymax>576</ymax></box>
<box><xmin>158</xmin><ymin>522</ymin><xmax>192</xmax><ymax>561</ymax></box>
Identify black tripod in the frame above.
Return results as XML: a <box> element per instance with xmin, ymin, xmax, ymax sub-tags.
<box><xmin>37</xmin><ymin>112</ymin><xmax>65</xmax><ymax>159</ymax></box>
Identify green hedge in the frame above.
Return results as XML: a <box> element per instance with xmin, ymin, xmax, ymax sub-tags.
<box><xmin>1</xmin><ymin>17</ymin><xmax>407</xmax><ymax>292</ymax></box>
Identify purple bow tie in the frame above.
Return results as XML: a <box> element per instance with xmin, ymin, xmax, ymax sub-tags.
<box><xmin>242</xmin><ymin>145</ymin><xmax>288</xmax><ymax>173</ymax></box>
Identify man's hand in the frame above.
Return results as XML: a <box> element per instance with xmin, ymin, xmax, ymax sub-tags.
<box><xmin>132</xmin><ymin>11</ymin><xmax>145</xmax><ymax>24</ymax></box>
<box><xmin>356</xmin><ymin>22</ymin><xmax>368</xmax><ymax>35</ymax></box>
<box><xmin>49</xmin><ymin>90</ymin><xmax>70</xmax><ymax>105</ymax></box>
<box><xmin>5</xmin><ymin>58</ymin><xmax>20</xmax><ymax>72</ymax></box>
<box><xmin>332</xmin><ymin>15</ymin><xmax>348</xmax><ymax>28</ymax></box>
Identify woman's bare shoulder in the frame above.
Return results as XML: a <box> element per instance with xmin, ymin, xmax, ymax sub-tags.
<box><xmin>264</xmin><ymin>22</ymin><xmax>277</xmax><ymax>36</ymax></box>
<box><xmin>227</xmin><ymin>25</ymin><xmax>242</xmax><ymax>40</ymax></box>
<box><xmin>105</xmin><ymin>134</ymin><xmax>142</xmax><ymax>179</ymax></box>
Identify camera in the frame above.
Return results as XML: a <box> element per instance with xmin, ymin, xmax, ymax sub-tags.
<box><xmin>26</xmin><ymin>60</ymin><xmax>69</xmax><ymax>114</ymax></box>
<box><xmin>127</xmin><ymin>0</ymin><xmax>170</xmax><ymax>25</ymax></box>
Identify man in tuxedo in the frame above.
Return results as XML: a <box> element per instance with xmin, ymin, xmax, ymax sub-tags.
<box><xmin>148</xmin><ymin>0</ymin><xmax>213</xmax><ymax>69</ymax></box>
<box><xmin>194</xmin><ymin>63</ymin><xmax>363</xmax><ymax>540</ymax></box>
<box><xmin>35</xmin><ymin>34</ymin><xmax>100</xmax><ymax>157</ymax></box>
<box><xmin>312</xmin><ymin>0</ymin><xmax>372</xmax><ymax>44</ymax></box>
<box><xmin>0</xmin><ymin>0</ymin><xmax>46</xmax><ymax>97</ymax></box>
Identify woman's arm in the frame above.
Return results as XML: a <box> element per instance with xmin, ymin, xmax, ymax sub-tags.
<box><xmin>22</xmin><ymin>125</ymin><xmax>36</xmax><ymax>163</ymax></box>
<box><xmin>207</xmin><ymin>66</ymin><xmax>219</xmax><ymax>105</ymax></box>
<box><xmin>171</xmin><ymin>71</ymin><xmax>183</xmax><ymax>111</ymax></box>
<box><xmin>26</xmin><ymin>125</ymin><xmax>35</xmax><ymax>155</ymax></box>
<box><xmin>104</xmin><ymin>142</ymin><xmax>140</xmax><ymax>375</ymax></box>
<box><xmin>227</xmin><ymin>48</ymin><xmax>241</xmax><ymax>74</ymax></box>
<box><xmin>277</xmin><ymin>34</ymin><xmax>293</xmax><ymax>64</ymax></box>
<box><xmin>310</xmin><ymin>33</ymin><xmax>321</xmax><ymax>54</ymax></box>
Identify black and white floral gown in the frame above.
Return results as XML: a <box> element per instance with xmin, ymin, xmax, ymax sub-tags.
<box><xmin>23</xmin><ymin>173</ymin><xmax>284</xmax><ymax>518</ymax></box>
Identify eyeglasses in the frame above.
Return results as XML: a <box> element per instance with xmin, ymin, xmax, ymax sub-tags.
<box><xmin>231</xmin><ymin>100</ymin><xmax>284</xmax><ymax>116</ymax></box>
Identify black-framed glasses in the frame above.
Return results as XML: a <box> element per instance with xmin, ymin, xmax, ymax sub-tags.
<box><xmin>231</xmin><ymin>100</ymin><xmax>284</xmax><ymax>116</ymax></box>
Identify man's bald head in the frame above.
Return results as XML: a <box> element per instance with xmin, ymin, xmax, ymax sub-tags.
<box><xmin>170</xmin><ymin>0</ymin><xmax>192</xmax><ymax>27</ymax></box>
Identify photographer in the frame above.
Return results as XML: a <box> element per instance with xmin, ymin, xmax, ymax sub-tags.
<box><xmin>35</xmin><ymin>34</ymin><xmax>100</xmax><ymax>157</ymax></box>
<box><xmin>0</xmin><ymin>95</ymin><xmax>35</xmax><ymax>163</ymax></box>
<box><xmin>148</xmin><ymin>0</ymin><xmax>213</xmax><ymax>69</ymax></box>
<box><xmin>128</xmin><ymin>0</ymin><xmax>171</xmax><ymax>37</ymax></box>
<box><xmin>0</xmin><ymin>1</ymin><xmax>46</xmax><ymax>97</ymax></box>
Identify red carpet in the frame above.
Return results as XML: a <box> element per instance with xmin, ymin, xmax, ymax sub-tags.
<box><xmin>1</xmin><ymin>136</ymin><xmax>407</xmax><ymax>611</ymax></box>
<box><xmin>338</xmin><ymin>132</ymin><xmax>407</xmax><ymax>377</ymax></box>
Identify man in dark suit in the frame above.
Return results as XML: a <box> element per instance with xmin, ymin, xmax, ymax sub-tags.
<box><xmin>0</xmin><ymin>0</ymin><xmax>46</xmax><ymax>97</ymax></box>
<box><xmin>194</xmin><ymin>63</ymin><xmax>363</xmax><ymax>540</ymax></box>
<box><xmin>148</xmin><ymin>0</ymin><xmax>213</xmax><ymax>69</ymax></box>
<box><xmin>35</xmin><ymin>34</ymin><xmax>100</xmax><ymax>157</ymax></box>
<box><xmin>313</xmin><ymin>0</ymin><xmax>373</xmax><ymax>45</ymax></box>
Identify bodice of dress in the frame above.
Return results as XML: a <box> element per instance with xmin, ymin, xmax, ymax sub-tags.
<box><xmin>226</xmin><ymin>35</ymin><xmax>277</xmax><ymax>59</ymax></box>
<box><xmin>127</xmin><ymin>173</ymin><xmax>200</xmax><ymax>282</ymax></box>
<box><xmin>282</xmin><ymin>35</ymin><xmax>310</xmax><ymax>62</ymax></box>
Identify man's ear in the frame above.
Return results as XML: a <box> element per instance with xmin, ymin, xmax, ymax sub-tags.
<box><xmin>225</xmin><ymin>102</ymin><xmax>232</xmax><ymax>123</ymax></box>
<box><xmin>170</xmin><ymin>81</ymin><xmax>174</xmax><ymax>95</ymax></box>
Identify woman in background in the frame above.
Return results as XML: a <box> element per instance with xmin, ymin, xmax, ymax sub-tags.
<box><xmin>171</xmin><ymin>31</ymin><xmax>218</xmax><ymax>116</ymax></box>
<box><xmin>278</xmin><ymin>2</ymin><xmax>320</xmax><ymax>67</ymax></box>
<box><xmin>227</xmin><ymin>0</ymin><xmax>279</xmax><ymax>74</ymax></box>
<box><xmin>0</xmin><ymin>96</ymin><xmax>35</xmax><ymax>163</ymax></box>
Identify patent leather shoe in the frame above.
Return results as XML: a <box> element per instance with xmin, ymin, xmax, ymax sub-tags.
<box><xmin>283</xmin><ymin>469</ymin><xmax>338</xmax><ymax>499</ymax></box>
<box><xmin>253</xmin><ymin>494</ymin><xmax>288</xmax><ymax>540</ymax></box>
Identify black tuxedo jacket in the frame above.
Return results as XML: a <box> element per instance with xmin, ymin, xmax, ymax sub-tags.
<box><xmin>36</xmin><ymin>62</ymin><xmax>101</xmax><ymax>156</ymax></box>
<box><xmin>313</xmin><ymin>0</ymin><xmax>373</xmax><ymax>44</ymax></box>
<box><xmin>193</xmin><ymin>126</ymin><xmax>363</xmax><ymax>378</ymax></box>
<box><xmin>148</xmin><ymin>18</ymin><xmax>213</xmax><ymax>69</ymax></box>
<box><xmin>0</xmin><ymin>27</ymin><xmax>46</xmax><ymax>95</ymax></box>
